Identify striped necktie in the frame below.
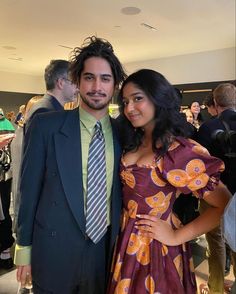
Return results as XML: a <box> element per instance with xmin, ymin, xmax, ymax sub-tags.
<box><xmin>86</xmin><ymin>121</ymin><xmax>107</xmax><ymax>243</ymax></box>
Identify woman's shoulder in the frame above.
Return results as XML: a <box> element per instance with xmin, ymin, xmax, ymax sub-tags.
<box><xmin>167</xmin><ymin>136</ymin><xmax>210</xmax><ymax>157</ymax></box>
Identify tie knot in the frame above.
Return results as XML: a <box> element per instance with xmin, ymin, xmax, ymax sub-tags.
<box><xmin>93</xmin><ymin>121</ymin><xmax>103</xmax><ymax>140</ymax></box>
<box><xmin>95</xmin><ymin>121</ymin><xmax>102</xmax><ymax>132</ymax></box>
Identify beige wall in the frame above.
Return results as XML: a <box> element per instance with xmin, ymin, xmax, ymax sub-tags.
<box><xmin>0</xmin><ymin>47</ymin><xmax>235</xmax><ymax>94</ymax></box>
<box><xmin>125</xmin><ymin>47</ymin><xmax>235</xmax><ymax>84</ymax></box>
<box><xmin>0</xmin><ymin>71</ymin><xmax>44</xmax><ymax>93</ymax></box>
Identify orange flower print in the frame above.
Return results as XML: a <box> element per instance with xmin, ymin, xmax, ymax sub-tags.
<box><xmin>128</xmin><ymin>200</ymin><xmax>138</xmax><ymax>218</ymax></box>
<box><xmin>126</xmin><ymin>233</ymin><xmax>140</xmax><ymax>255</ymax></box>
<box><xmin>166</xmin><ymin>169</ymin><xmax>188</xmax><ymax>187</ymax></box>
<box><xmin>186</xmin><ymin>159</ymin><xmax>206</xmax><ymax>177</ymax></box>
<box><xmin>121</xmin><ymin>209</ymin><xmax>129</xmax><ymax>232</ymax></box>
<box><xmin>192</xmin><ymin>145</ymin><xmax>210</xmax><ymax>156</ymax></box>
<box><xmin>150</xmin><ymin>168</ymin><xmax>166</xmax><ymax>187</ymax></box>
<box><xmin>156</xmin><ymin>157</ymin><xmax>164</xmax><ymax>173</ymax></box>
<box><xmin>113</xmin><ymin>254</ymin><xmax>122</xmax><ymax>282</ymax></box>
<box><xmin>171</xmin><ymin>212</ymin><xmax>182</xmax><ymax>229</ymax></box>
<box><xmin>187</xmin><ymin>173</ymin><xmax>209</xmax><ymax>191</ymax></box>
<box><xmin>145</xmin><ymin>275</ymin><xmax>155</xmax><ymax>294</ymax></box>
<box><xmin>174</xmin><ymin>254</ymin><xmax>183</xmax><ymax>282</ymax></box>
<box><xmin>168</xmin><ymin>141</ymin><xmax>180</xmax><ymax>151</ymax></box>
<box><xmin>114</xmin><ymin>279</ymin><xmax>131</xmax><ymax>294</ymax></box>
<box><xmin>136</xmin><ymin>244</ymin><xmax>150</xmax><ymax>265</ymax></box>
<box><xmin>121</xmin><ymin>169</ymin><xmax>136</xmax><ymax>188</ymax></box>
<box><xmin>146</xmin><ymin>192</ymin><xmax>172</xmax><ymax>215</ymax></box>
<box><xmin>162</xmin><ymin>244</ymin><xmax>168</xmax><ymax>256</ymax></box>
<box><xmin>137</xmin><ymin>231</ymin><xmax>153</xmax><ymax>245</ymax></box>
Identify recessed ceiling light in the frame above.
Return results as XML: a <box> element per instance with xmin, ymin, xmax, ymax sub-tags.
<box><xmin>58</xmin><ymin>45</ymin><xmax>73</xmax><ymax>49</ymax></box>
<box><xmin>121</xmin><ymin>7</ymin><xmax>141</xmax><ymax>15</ymax></box>
<box><xmin>141</xmin><ymin>23</ymin><xmax>157</xmax><ymax>31</ymax></box>
<box><xmin>8</xmin><ymin>57</ymin><xmax>22</xmax><ymax>61</ymax></box>
<box><xmin>2</xmin><ymin>46</ymin><xmax>17</xmax><ymax>50</ymax></box>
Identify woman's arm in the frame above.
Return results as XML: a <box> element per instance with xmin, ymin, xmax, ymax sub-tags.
<box><xmin>135</xmin><ymin>182</ymin><xmax>230</xmax><ymax>246</ymax></box>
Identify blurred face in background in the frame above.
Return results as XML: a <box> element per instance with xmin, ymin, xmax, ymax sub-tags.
<box><xmin>184</xmin><ymin>109</ymin><xmax>194</xmax><ymax>124</ymax></box>
<box><xmin>190</xmin><ymin>101</ymin><xmax>201</xmax><ymax>117</ymax></box>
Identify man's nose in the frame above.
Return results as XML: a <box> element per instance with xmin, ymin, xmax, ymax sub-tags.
<box><xmin>92</xmin><ymin>78</ymin><xmax>101</xmax><ymax>91</ymax></box>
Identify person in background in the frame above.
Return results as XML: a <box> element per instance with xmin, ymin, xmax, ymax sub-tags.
<box><xmin>0</xmin><ymin>108</ymin><xmax>15</xmax><ymax>270</ymax></box>
<box><xmin>203</xmin><ymin>93</ymin><xmax>217</xmax><ymax>118</ymax></box>
<box><xmin>107</xmin><ymin>69</ymin><xmax>230</xmax><ymax>294</ymax></box>
<box><xmin>183</xmin><ymin>108</ymin><xmax>194</xmax><ymax>124</ymax></box>
<box><xmin>25</xmin><ymin>59</ymin><xmax>78</xmax><ymax>132</ymax></box>
<box><xmin>197</xmin><ymin>83</ymin><xmax>236</xmax><ymax>294</ymax></box>
<box><xmin>15</xmin><ymin>36</ymin><xmax>126</xmax><ymax>294</ymax></box>
<box><xmin>190</xmin><ymin>101</ymin><xmax>204</xmax><ymax>130</ymax></box>
<box><xmin>14</xmin><ymin>105</ymin><xmax>26</xmax><ymax>126</ymax></box>
<box><xmin>11</xmin><ymin>96</ymin><xmax>43</xmax><ymax>233</ymax></box>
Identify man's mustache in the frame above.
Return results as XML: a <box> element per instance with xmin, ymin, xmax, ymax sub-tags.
<box><xmin>87</xmin><ymin>92</ymin><xmax>106</xmax><ymax>97</ymax></box>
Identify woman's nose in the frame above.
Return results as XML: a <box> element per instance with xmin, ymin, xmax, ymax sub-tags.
<box><xmin>126</xmin><ymin>101</ymin><xmax>135</xmax><ymax>112</ymax></box>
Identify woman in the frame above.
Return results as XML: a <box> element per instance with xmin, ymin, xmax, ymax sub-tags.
<box><xmin>108</xmin><ymin>69</ymin><xmax>230</xmax><ymax>294</ymax></box>
<box><xmin>190</xmin><ymin>101</ymin><xmax>203</xmax><ymax>130</ymax></box>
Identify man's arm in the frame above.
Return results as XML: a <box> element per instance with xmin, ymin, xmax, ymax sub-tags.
<box><xmin>15</xmin><ymin>114</ymin><xmax>46</xmax><ymax>285</ymax></box>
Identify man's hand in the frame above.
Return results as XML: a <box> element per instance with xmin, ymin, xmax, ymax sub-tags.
<box><xmin>16</xmin><ymin>265</ymin><xmax>32</xmax><ymax>287</ymax></box>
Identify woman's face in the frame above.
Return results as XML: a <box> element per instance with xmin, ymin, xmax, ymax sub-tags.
<box><xmin>122</xmin><ymin>82</ymin><xmax>155</xmax><ymax>131</ymax></box>
<box><xmin>190</xmin><ymin>102</ymin><xmax>200</xmax><ymax>115</ymax></box>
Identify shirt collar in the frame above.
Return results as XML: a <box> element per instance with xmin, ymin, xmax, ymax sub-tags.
<box><xmin>79</xmin><ymin>107</ymin><xmax>111</xmax><ymax>135</ymax></box>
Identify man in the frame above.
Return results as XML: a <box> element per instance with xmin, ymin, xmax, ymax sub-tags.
<box><xmin>15</xmin><ymin>36</ymin><xmax>126</xmax><ymax>294</ymax></box>
<box><xmin>197</xmin><ymin>83</ymin><xmax>236</xmax><ymax>294</ymax></box>
<box><xmin>25</xmin><ymin>59</ymin><xmax>78</xmax><ymax>130</ymax></box>
<box><xmin>202</xmin><ymin>92</ymin><xmax>217</xmax><ymax>118</ymax></box>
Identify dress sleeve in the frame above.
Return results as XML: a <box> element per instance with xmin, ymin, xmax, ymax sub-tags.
<box><xmin>161</xmin><ymin>137</ymin><xmax>225</xmax><ymax>199</ymax></box>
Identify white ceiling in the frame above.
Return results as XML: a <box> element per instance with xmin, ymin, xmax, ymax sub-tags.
<box><xmin>0</xmin><ymin>0</ymin><xmax>235</xmax><ymax>76</ymax></box>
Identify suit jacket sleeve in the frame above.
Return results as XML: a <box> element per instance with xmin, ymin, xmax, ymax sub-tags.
<box><xmin>17</xmin><ymin>114</ymin><xmax>46</xmax><ymax>245</ymax></box>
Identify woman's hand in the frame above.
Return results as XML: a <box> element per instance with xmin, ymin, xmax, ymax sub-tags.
<box><xmin>135</xmin><ymin>214</ymin><xmax>180</xmax><ymax>246</ymax></box>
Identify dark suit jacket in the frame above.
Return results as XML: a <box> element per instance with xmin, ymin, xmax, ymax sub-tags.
<box><xmin>197</xmin><ymin>108</ymin><xmax>236</xmax><ymax>192</ymax></box>
<box><xmin>25</xmin><ymin>94</ymin><xmax>63</xmax><ymax>132</ymax></box>
<box><xmin>17</xmin><ymin>109</ymin><xmax>122</xmax><ymax>292</ymax></box>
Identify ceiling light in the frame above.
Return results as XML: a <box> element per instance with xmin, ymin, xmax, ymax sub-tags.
<box><xmin>141</xmin><ymin>23</ymin><xmax>157</xmax><ymax>31</ymax></box>
<box><xmin>58</xmin><ymin>45</ymin><xmax>73</xmax><ymax>49</ymax></box>
<box><xmin>2</xmin><ymin>46</ymin><xmax>17</xmax><ymax>50</ymax></box>
<box><xmin>8</xmin><ymin>57</ymin><xmax>22</xmax><ymax>61</ymax></box>
<box><xmin>121</xmin><ymin>7</ymin><xmax>141</xmax><ymax>15</ymax></box>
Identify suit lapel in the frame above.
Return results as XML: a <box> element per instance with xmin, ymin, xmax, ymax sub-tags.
<box><xmin>54</xmin><ymin>109</ymin><xmax>86</xmax><ymax>235</ymax></box>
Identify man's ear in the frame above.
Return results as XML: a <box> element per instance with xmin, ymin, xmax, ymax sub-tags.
<box><xmin>56</xmin><ymin>77</ymin><xmax>64</xmax><ymax>90</ymax></box>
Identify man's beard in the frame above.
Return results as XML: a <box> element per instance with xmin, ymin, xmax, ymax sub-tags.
<box><xmin>80</xmin><ymin>93</ymin><xmax>112</xmax><ymax>110</ymax></box>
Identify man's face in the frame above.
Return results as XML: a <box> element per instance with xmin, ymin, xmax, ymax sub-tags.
<box><xmin>78</xmin><ymin>57</ymin><xmax>116</xmax><ymax>114</ymax></box>
<box><xmin>61</xmin><ymin>77</ymin><xmax>79</xmax><ymax>103</ymax></box>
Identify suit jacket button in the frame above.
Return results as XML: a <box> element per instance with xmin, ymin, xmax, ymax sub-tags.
<box><xmin>51</xmin><ymin>231</ymin><xmax>57</xmax><ymax>237</ymax></box>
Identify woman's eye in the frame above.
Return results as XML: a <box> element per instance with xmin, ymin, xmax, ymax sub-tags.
<box><xmin>134</xmin><ymin>96</ymin><xmax>143</xmax><ymax>102</ymax></box>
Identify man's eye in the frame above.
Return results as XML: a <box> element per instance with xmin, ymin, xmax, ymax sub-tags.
<box><xmin>85</xmin><ymin>76</ymin><xmax>93</xmax><ymax>81</ymax></box>
<box><xmin>102</xmin><ymin>77</ymin><xmax>111</xmax><ymax>82</ymax></box>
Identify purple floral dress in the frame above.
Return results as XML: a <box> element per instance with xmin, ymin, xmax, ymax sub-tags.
<box><xmin>107</xmin><ymin>137</ymin><xmax>224</xmax><ymax>294</ymax></box>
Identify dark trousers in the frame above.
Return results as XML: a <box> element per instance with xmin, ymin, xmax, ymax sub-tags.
<box><xmin>33</xmin><ymin>229</ymin><xmax>111</xmax><ymax>294</ymax></box>
<box><xmin>0</xmin><ymin>179</ymin><xmax>14</xmax><ymax>253</ymax></box>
